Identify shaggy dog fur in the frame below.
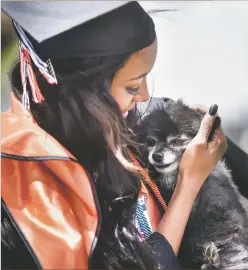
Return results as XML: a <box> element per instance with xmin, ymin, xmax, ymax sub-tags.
<box><xmin>134</xmin><ymin>98</ymin><xmax>248</xmax><ymax>269</ymax></box>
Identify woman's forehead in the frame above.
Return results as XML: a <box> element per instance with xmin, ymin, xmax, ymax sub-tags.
<box><xmin>115</xmin><ymin>40</ymin><xmax>157</xmax><ymax>82</ymax></box>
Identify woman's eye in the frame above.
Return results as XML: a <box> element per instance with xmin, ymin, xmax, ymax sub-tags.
<box><xmin>146</xmin><ymin>136</ymin><xmax>157</xmax><ymax>147</ymax></box>
<box><xmin>126</xmin><ymin>87</ymin><xmax>139</xmax><ymax>95</ymax></box>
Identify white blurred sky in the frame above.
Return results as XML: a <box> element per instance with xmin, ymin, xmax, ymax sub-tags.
<box><xmin>140</xmin><ymin>1</ymin><xmax>248</xmax><ymax>153</ymax></box>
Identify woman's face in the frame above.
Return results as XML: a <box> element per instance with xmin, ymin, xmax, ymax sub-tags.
<box><xmin>110</xmin><ymin>39</ymin><xmax>157</xmax><ymax>118</ymax></box>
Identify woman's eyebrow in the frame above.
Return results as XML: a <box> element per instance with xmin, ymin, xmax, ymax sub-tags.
<box><xmin>130</xmin><ymin>72</ymin><xmax>148</xmax><ymax>81</ymax></box>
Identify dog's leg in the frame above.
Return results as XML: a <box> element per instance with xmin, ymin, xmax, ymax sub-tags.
<box><xmin>200</xmin><ymin>242</ymin><xmax>221</xmax><ymax>269</ymax></box>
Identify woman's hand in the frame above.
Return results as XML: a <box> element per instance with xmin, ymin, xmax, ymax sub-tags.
<box><xmin>178</xmin><ymin>104</ymin><xmax>228</xmax><ymax>195</ymax></box>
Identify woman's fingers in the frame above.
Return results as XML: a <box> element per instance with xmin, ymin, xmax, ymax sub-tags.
<box><xmin>208</xmin><ymin>127</ymin><xmax>228</xmax><ymax>156</ymax></box>
<box><xmin>179</xmin><ymin>104</ymin><xmax>228</xmax><ymax>194</ymax></box>
<box><xmin>193</xmin><ymin>105</ymin><xmax>219</xmax><ymax>145</ymax></box>
<box><xmin>214</xmin><ymin>127</ymin><xmax>227</xmax><ymax>144</ymax></box>
<box><xmin>190</xmin><ymin>104</ymin><xmax>220</xmax><ymax>118</ymax></box>
<box><xmin>189</xmin><ymin>104</ymin><xmax>208</xmax><ymax>112</ymax></box>
<box><xmin>190</xmin><ymin>103</ymin><xmax>226</xmax><ymax>155</ymax></box>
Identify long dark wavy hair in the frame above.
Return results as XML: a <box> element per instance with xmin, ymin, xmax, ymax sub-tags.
<box><xmin>10</xmin><ymin>52</ymin><xmax>157</xmax><ymax>269</ymax></box>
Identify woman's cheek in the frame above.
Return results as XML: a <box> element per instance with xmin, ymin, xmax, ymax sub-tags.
<box><xmin>113</xmin><ymin>89</ymin><xmax>133</xmax><ymax>112</ymax></box>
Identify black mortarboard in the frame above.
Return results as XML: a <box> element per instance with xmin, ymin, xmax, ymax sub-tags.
<box><xmin>2</xmin><ymin>1</ymin><xmax>155</xmax><ymax>59</ymax></box>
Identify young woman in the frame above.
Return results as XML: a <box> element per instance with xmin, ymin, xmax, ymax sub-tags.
<box><xmin>1</xmin><ymin>1</ymin><xmax>237</xmax><ymax>269</ymax></box>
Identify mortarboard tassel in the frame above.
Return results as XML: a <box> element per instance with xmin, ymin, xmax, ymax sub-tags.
<box><xmin>13</xmin><ymin>21</ymin><xmax>57</xmax><ymax>84</ymax></box>
<box><xmin>22</xmin><ymin>47</ymin><xmax>45</xmax><ymax>104</ymax></box>
<box><xmin>19</xmin><ymin>43</ymin><xmax>30</xmax><ymax>110</ymax></box>
<box><xmin>13</xmin><ymin>21</ymin><xmax>57</xmax><ymax>108</ymax></box>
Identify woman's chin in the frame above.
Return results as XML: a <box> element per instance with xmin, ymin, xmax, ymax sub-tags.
<box><xmin>122</xmin><ymin>111</ymin><xmax>129</xmax><ymax>119</ymax></box>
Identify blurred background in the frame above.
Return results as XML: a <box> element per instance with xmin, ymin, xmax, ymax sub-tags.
<box><xmin>1</xmin><ymin>11</ymin><xmax>18</xmax><ymax>112</ymax></box>
<box><xmin>1</xmin><ymin>1</ymin><xmax>248</xmax><ymax>153</ymax></box>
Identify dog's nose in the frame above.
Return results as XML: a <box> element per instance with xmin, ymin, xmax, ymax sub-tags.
<box><xmin>152</xmin><ymin>152</ymin><xmax>163</xmax><ymax>163</ymax></box>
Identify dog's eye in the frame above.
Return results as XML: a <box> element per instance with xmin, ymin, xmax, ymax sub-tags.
<box><xmin>146</xmin><ymin>136</ymin><xmax>157</xmax><ymax>147</ymax></box>
<box><xmin>170</xmin><ymin>139</ymin><xmax>185</xmax><ymax>146</ymax></box>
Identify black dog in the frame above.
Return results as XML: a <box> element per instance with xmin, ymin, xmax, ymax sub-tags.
<box><xmin>134</xmin><ymin>98</ymin><xmax>248</xmax><ymax>269</ymax></box>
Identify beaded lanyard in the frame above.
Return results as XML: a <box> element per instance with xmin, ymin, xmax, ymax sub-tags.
<box><xmin>127</xmin><ymin>150</ymin><xmax>167</xmax><ymax>211</ymax></box>
<box><xmin>127</xmin><ymin>150</ymin><xmax>167</xmax><ymax>239</ymax></box>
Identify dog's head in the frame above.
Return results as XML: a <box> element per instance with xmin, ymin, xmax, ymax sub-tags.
<box><xmin>136</xmin><ymin>98</ymin><xmax>221</xmax><ymax>175</ymax></box>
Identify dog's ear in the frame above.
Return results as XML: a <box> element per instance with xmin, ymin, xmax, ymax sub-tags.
<box><xmin>162</xmin><ymin>97</ymin><xmax>175</xmax><ymax>110</ymax></box>
<box><xmin>162</xmin><ymin>97</ymin><xmax>174</xmax><ymax>103</ymax></box>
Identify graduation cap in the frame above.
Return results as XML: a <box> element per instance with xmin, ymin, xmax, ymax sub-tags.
<box><xmin>2</xmin><ymin>1</ymin><xmax>155</xmax><ymax>58</ymax></box>
<box><xmin>1</xmin><ymin>1</ymin><xmax>155</xmax><ymax>108</ymax></box>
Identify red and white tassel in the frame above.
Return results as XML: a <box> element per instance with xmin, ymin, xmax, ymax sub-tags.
<box><xmin>19</xmin><ymin>44</ymin><xmax>30</xmax><ymax>110</ymax></box>
<box><xmin>23</xmin><ymin>48</ymin><xmax>45</xmax><ymax>104</ymax></box>
<box><xmin>19</xmin><ymin>45</ymin><xmax>45</xmax><ymax>105</ymax></box>
<box><xmin>14</xmin><ymin>20</ymin><xmax>58</xmax><ymax>108</ymax></box>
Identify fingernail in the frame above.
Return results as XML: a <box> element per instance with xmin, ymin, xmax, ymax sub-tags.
<box><xmin>209</xmin><ymin>104</ymin><xmax>218</xmax><ymax>116</ymax></box>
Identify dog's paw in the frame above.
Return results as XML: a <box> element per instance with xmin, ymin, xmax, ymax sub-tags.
<box><xmin>204</xmin><ymin>242</ymin><xmax>219</xmax><ymax>260</ymax></box>
<box><xmin>201</xmin><ymin>242</ymin><xmax>221</xmax><ymax>269</ymax></box>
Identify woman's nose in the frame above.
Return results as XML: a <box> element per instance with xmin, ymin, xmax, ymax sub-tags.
<box><xmin>132</xmin><ymin>78</ymin><xmax>149</xmax><ymax>103</ymax></box>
